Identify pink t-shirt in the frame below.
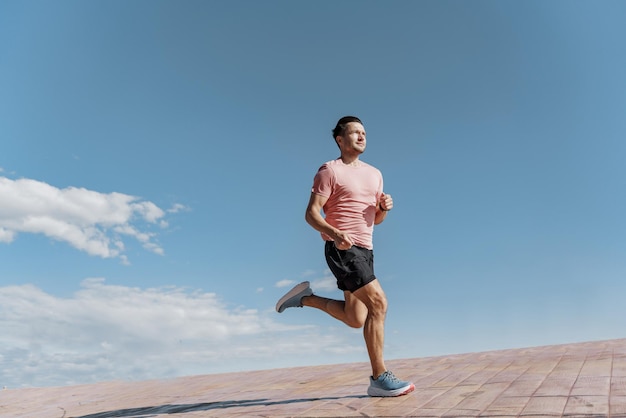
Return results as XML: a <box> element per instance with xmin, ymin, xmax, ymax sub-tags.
<box><xmin>311</xmin><ymin>158</ymin><xmax>384</xmax><ymax>250</ymax></box>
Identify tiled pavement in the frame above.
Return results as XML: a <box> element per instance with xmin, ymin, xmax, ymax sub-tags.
<box><xmin>2</xmin><ymin>338</ymin><xmax>626</xmax><ymax>417</ymax></box>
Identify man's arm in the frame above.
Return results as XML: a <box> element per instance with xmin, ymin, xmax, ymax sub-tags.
<box><xmin>305</xmin><ymin>192</ymin><xmax>354</xmax><ymax>250</ymax></box>
<box><xmin>374</xmin><ymin>193</ymin><xmax>393</xmax><ymax>225</ymax></box>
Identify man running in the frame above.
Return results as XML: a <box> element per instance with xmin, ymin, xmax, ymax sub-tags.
<box><xmin>276</xmin><ymin>116</ymin><xmax>414</xmax><ymax>397</ymax></box>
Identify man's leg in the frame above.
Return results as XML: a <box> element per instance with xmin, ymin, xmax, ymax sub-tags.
<box><xmin>353</xmin><ymin>279</ymin><xmax>414</xmax><ymax>397</ymax></box>
<box><xmin>302</xmin><ymin>291</ymin><xmax>367</xmax><ymax>329</ymax></box>
<box><xmin>303</xmin><ymin>279</ymin><xmax>387</xmax><ymax>379</ymax></box>
<box><xmin>278</xmin><ymin>279</ymin><xmax>414</xmax><ymax>396</ymax></box>
<box><xmin>352</xmin><ymin>279</ymin><xmax>387</xmax><ymax>379</ymax></box>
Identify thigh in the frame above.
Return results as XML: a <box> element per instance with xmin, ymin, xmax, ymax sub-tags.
<box><xmin>352</xmin><ymin>278</ymin><xmax>387</xmax><ymax>311</ymax></box>
<box><xmin>344</xmin><ymin>290</ymin><xmax>368</xmax><ymax>328</ymax></box>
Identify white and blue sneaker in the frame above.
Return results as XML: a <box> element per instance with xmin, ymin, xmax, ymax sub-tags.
<box><xmin>275</xmin><ymin>281</ymin><xmax>313</xmax><ymax>313</ymax></box>
<box><xmin>367</xmin><ymin>371</ymin><xmax>415</xmax><ymax>397</ymax></box>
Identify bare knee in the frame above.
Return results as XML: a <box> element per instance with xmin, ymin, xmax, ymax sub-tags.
<box><xmin>368</xmin><ymin>292</ymin><xmax>388</xmax><ymax>319</ymax></box>
<box><xmin>353</xmin><ymin>281</ymin><xmax>388</xmax><ymax>320</ymax></box>
<box><xmin>345</xmin><ymin>313</ymin><xmax>367</xmax><ymax>329</ymax></box>
<box><xmin>344</xmin><ymin>300</ymin><xmax>367</xmax><ymax>328</ymax></box>
<box><xmin>343</xmin><ymin>290</ymin><xmax>368</xmax><ymax>328</ymax></box>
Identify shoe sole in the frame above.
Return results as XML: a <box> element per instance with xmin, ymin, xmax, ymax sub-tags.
<box><xmin>367</xmin><ymin>383</ymin><xmax>415</xmax><ymax>397</ymax></box>
<box><xmin>275</xmin><ymin>281</ymin><xmax>310</xmax><ymax>313</ymax></box>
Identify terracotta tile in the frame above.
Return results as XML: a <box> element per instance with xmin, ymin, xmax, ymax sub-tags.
<box><xmin>410</xmin><ymin>408</ymin><xmax>448</xmax><ymax>417</ymax></box>
<box><xmin>3</xmin><ymin>338</ymin><xmax>626</xmax><ymax>417</ymax></box>
<box><xmin>611</xmin><ymin>396</ymin><xmax>626</xmax><ymax>415</ymax></box>
<box><xmin>563</xmin><ymin>395</ymin><xmax>609</xmax><ymax>415</ymax></box>
<box><xmin>521</xmin><ymin>395</ymin><xmax>568</xmax><ymax>416</ymax></box>
<box><xmin>420</xmin><ymin>384</ymin><xmax>483</xmax><ymax>410</ymax></box>
<box><xmin>499</xmin><ymin>378</ymin><xmax>543</xmax><ymax>397</ymax></box>
<box><xmin>570</xmin><ymin>376</ymin><xmax>610</xmax><ymax>396</ymax></box>
<box><xmin>612</xmin><ymin>376</ymin><xmax>626</xmax><ymax>396</ymax></box>
<box><xmin>445</xmin><ymin>382</ymin><xmax>510</xmax><ymax>414</ymax></box>
<box><xmin>480</xmin><ymin>394</ymin><xmax>529</xmax><ymax>417</ymax></box>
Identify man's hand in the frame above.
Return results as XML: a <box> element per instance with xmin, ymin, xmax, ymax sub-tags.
<box><xmin>379</xmin><ymin>193</ymin><xmax>393</xmax><ymax>211</ymax></box>
<box><xmin>332</xmin><ymin>230</ymin><xmax>354</xmax><ymax>250</ymax></box>
<box><xmin>306</xmin><ymin>192</ymin><xmax>354</xmax><ymax>250</ymax></box>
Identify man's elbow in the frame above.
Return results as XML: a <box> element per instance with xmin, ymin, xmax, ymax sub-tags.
<box><xmin>305</xmin><ymin>207</ymin><xmax>320</xmax><ymax>227</ymax></box>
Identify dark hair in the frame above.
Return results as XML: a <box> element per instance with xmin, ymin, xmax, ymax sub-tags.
<box><xmin>332</xmin><ymin>116</ymin><xmax>363</xmax><ymax>139</ymax></box>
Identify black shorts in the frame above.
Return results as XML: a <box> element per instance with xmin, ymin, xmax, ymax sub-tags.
<box><xmin>324</xmin><ymin>241</ymin><xmax>377</xmax><ymax>292</ymax></box>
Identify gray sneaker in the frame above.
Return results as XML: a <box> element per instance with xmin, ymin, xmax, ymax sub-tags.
<box><xmin>275</xmin><ymin>281</ymin><xmax>313</xmax><ymax>313</ymax></box>
<box><xmin>367</xmin><ymin>371</ymin><xmax>415</xmax><ymax>397</ymax></box>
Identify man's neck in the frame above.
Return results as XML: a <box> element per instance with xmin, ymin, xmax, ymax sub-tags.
<box><xmin>340</xmin><ymin>154</ymin><xmax>360</xmax><ymax>166</ymax></box>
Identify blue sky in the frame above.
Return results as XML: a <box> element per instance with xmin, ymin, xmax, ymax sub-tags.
<box><xmin>1</xmin><ymin>0</ymin><xmax>625</xmax><ymax>388</ymax></box>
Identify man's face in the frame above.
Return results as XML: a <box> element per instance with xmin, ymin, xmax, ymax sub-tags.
<box><xmin>337</xmin><ymin>122</ymin><xmax>366</xmax><ymax>154</ymax></box>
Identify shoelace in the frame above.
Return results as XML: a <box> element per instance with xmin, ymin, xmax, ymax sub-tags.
<box><xmin>380</xmin><ymin>371</ymin><xmax>400</xmax><ymax>383</ymax></box>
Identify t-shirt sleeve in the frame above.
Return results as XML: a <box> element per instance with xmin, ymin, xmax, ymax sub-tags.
<box><xmin>311</xmin><ymin>164</ymin><xmax>334</xmax><ymax>197</ymax></box>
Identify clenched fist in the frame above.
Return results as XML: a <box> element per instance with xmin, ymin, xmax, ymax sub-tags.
<box><xmin>379</xmin><ymin>193</ymin><xmax>393</xmax><ymax>211</ymax></box>
<box><xmin>333</xmin><ymin>230</ymin><xmax>353</xmax><ymax>250</ymax></box>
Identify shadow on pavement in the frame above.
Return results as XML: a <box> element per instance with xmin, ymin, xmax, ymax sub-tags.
<box><xmin>72</xmin><ymin>395</ymin><xmax>368</xmax><ymax>418</ymax></box>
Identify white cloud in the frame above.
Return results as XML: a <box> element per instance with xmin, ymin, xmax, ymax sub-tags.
<box><xmin>0</xmin><ymin>176</ymin><xmax>178</xmax><ymax>261</ymax></box>
<box><xmin>275</xmin><ymin>279</ymin><xmax>295</xmax><ymax>288</ymax></box>
<box><xmin>0</xmin><ymin>279</ymin><xmax>365</xmax><ymax>388</ymax></box>
<box><xmin>311</xmin><ymin>272</ymin><xmax>338</xmax><ymax>293</ymax></box>
<box><xmin>167</xmin><ymin>203</ymin><xmax>189</xmax><ymax>213</ymax></box>
<box><xmin>275</xmin><ymin>272</ymin><xmax>338</xmax><ymax>293</ymax></box>
<box><xmin>0</xmin><ymin>227</ymin><xmax>15</xmax><ymax>243</ymax></box>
